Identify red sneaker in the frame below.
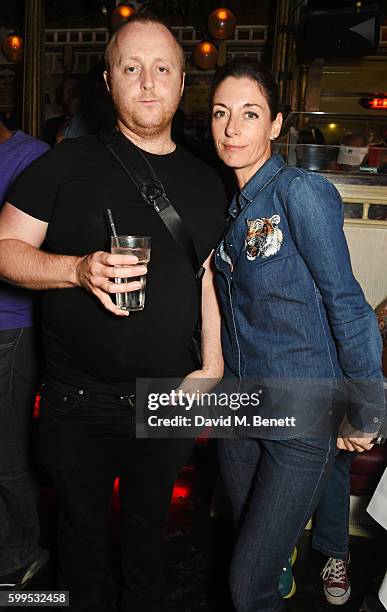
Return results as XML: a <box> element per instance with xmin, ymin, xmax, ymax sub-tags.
<box><xmin>321</xmin><ymin>556</ymin><xmax>351</xmax><ymax>606</ymax></box>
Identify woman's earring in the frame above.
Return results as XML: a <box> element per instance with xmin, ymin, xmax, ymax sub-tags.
<box><xmin>270</xmin><ymin>136</ymin><xmax>276</xmax><ymax>141</ymax></box>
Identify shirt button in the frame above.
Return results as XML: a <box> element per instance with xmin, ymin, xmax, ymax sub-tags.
<box><xmin>63</xmin><ymin>396</ymin><xmax>68</xmax><ymax>402</ymax></box>
<box><xmin>78</xmin><ymin>389</ymin><xmax>84</xmax><ymax>395</ymax></box>
<box><xmin>373</xmin><ymin>417</ymin><xmax>379</xmax><ymax>423</ymax></box>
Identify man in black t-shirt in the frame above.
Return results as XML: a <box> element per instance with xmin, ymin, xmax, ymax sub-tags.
<box><xmin>0</xmin><ymin>13</ymin><xmax>226</xmax><ymax>612</ymax></box>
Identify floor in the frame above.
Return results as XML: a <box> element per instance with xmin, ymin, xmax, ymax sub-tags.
<box><xmin>16</xmin><ymin>445</ymin><xmax>386</xmax><ymax>612</ymax></box>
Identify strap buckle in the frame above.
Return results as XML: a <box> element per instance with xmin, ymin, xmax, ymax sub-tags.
<box><xmin>140</xmin><ymin>180</ymin><xmax>170</xmax><ymax>212</ymax></box>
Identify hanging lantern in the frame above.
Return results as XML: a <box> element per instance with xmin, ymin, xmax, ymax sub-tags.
<box><xmin>111</xmin><ymin>2</ymin><xmax>135</xmax><ymax>31</ymax></box>
<box><xmin>208</xmin><ymin>8</ymin><xmax>236</xmax><ymax>40</ymax></box>
<box><xmin>193</xmin><ymin>41</ymin><xmax>218</xmax><ymax>70</ymax></box>
<box><xmin>3</xmin><ymin>33</ymin><xmax>23</xmax><ymax>63</ymax></box>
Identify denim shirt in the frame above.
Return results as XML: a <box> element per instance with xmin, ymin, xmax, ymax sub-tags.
<box><xmin>215</xmin><ymin>154</ymin><xmax>385</xmax><ymax>437</ymax></box>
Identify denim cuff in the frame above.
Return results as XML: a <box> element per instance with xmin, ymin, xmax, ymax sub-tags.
<box><xmin>347</xmin><ymin>407</ymin><xmax>387</xmax><ymax>434</ymax></box>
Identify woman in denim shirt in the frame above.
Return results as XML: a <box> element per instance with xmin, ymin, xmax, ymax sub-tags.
<box><xmin>211</xmin><ymin>59</ymin><xmax>385</xmax><ymax>612</ymax></box>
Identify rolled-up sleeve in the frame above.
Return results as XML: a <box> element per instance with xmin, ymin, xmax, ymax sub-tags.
<box><xmin>286</xmin><ymin>173</ymin><xmax>385</xmax><ymax>432</ymax></box>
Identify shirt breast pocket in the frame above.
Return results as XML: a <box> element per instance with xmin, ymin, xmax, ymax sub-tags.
<box><xmin>237</xmin><ymin>249</ymin><xmax>308</xmax><ymax>304</ymax></box>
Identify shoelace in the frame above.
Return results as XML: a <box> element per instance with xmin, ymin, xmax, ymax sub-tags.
<box><xmin>321</xmin><ymin>558</ymin><xmax>347</xmax><ymax>582</ymax></box>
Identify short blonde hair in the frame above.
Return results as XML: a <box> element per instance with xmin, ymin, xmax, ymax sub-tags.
<box><xmin>104</xmin><ymin>12</ymin><xmax>185</xmax><ymax>74</ymax></box>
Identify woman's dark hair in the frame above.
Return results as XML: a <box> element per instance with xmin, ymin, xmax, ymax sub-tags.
<box><xmin>210</xmin><ymin>58</ymin><xmax>279</xmax><ymax>120</ymax></box>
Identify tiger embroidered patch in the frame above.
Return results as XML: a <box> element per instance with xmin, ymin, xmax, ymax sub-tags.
<box><xmin>245</xmin><ymin>215</ymin><xmax>283</xmax><ymax>260</ymax></box>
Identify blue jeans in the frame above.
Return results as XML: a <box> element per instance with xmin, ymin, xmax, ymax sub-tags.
<box><xmin>312</xmin><ymin>450</ymin><xmax>353</xmax><ymax>560</ymax></box>
<box><xmin>218</xmin><ymin>436</ymin><xmax>337</xmax><ymax>612</ymax></box>
<box><xmin>0</xmin><ymin>327</ymin><xmax>42</xmax><ymax>574</ymax></box>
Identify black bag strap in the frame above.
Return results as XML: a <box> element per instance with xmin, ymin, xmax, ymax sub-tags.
<box><xmin>99</xmin><ymin>130</ymin><xmax>202</xmax><ymax>276</ymax></box>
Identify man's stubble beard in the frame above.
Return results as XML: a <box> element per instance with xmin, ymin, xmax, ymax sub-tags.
<box><xmin>113</xmin><ymin>93</ymin><xmax>179</xmax><ymax>139</ymax></box>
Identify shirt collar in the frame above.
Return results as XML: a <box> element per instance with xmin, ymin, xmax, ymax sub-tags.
<box><xmin>240</xmin><ymin>154</ymin><xmax>286</xmax><ymax>203</ymax></box>
<box><xmin>227</xmin><ymin>154</ymin><xmax>286</xmax><ymax>219</ymax></box>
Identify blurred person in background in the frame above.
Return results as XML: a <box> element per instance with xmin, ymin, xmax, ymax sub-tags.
<box><xmin>42</xmin><ymin>66</ymin><xmax>115</xmax><ymax>147</ymax></box>
<box><xmin>0</xmin><ymin>118</ymin><xmax>50</xmax><ymax>591</ymax></box>
<box><xmin>337</xmin><ymin>132</ymin><xmax>368</xmax><ymax>172</ymax></box>
<box><xmin>42</xmin><ymin>75</ymin><xmax>85</xmax><ymax>146</ymax></box>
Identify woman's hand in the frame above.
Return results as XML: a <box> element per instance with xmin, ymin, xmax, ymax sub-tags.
<box><xmin>337</xmin><ymin>416</ymin><xmax>377</xmax><ymax>452</ymax></box>
<box><xmin>336</xmin><ymin>437</ymin><xmax>375</xmax><ymax>452</ymax></box>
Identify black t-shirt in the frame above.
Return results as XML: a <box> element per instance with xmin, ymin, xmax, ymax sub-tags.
<box><xmin>8</xmin><ymin>134</ymin><xmax>227</xmax><ymax>390</ymax></box>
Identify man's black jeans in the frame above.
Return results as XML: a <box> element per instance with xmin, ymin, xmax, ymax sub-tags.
<box><xmin>38</xmin><ymin>377</ymin><xmax>193</xmax><ymax>612</ymax></box>
<box><xmin>0</xmin><ymin>327</ymin><xmax>42</xmax><ymax>575</ymax></box>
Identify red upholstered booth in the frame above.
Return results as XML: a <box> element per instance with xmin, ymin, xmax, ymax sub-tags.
<box><xmin>350</xmin><ymin>444</ymin><xmax>387</xmax><ymax>496</ymax></box>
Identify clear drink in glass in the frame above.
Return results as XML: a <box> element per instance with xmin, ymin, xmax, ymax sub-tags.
<box><xmin>111</xmin><ymin>235</ymin><xmax>151</xmax><ymax>311</ymax></box>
